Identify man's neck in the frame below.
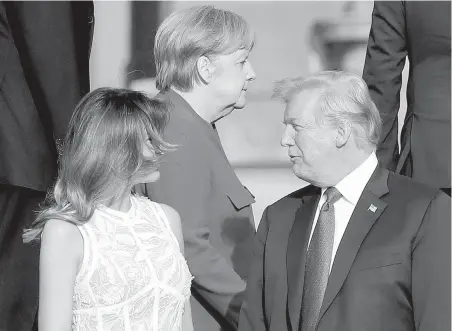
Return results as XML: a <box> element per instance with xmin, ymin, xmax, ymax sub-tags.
<box><xmin>332</xmin><ymin>148</ymin><xmax>375</xmax><ymax>186</ymax></box>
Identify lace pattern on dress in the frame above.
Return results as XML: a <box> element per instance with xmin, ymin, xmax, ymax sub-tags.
<box><xmin>72</xmin><ymin>196</ymin><xmax>193</xmax><ymax>331</ymax></box>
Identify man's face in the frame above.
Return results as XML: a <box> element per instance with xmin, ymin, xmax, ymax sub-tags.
<box><xmin>281</xmin><ymin>91</ymin><xmax>338</xmax><ymax>187</ymax></box>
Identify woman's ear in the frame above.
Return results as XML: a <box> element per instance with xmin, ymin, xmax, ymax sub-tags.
<box><xmin>196</xmin><ymin>56</ymin><xmax>215</xmax><ymax>84</ymax></box>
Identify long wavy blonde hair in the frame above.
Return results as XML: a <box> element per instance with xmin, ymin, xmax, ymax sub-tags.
<box><xmin>23</xmin><ymin>88</ymin><xmax>173</xmax><ymax>243</ymax></box>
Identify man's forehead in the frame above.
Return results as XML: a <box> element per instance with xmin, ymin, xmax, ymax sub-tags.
<box><xmin>284</xmin><ymin>91</ymin><xmax>320</xmax><ymax>117</ymax></box>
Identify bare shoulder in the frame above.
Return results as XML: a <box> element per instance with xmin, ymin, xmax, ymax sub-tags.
<box><xmin>158</xmin><ymin>203</ymin><xmax>184</xmax><ymax>251</ymax></box>
<box><xmin>41</xmin><ymin>219</ymin><xmax>83</xmax><ymax>265</ymax></box>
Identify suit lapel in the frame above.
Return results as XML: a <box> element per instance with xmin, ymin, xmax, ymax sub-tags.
<box><xmin>287</xmin><ymin>188</ymin><xmax>320</xmax><ymax>331</ymax></box>
<box><xmin>318</xmin><ymin>167</ymin><xmax>389</xmax><ymax>321</ymax></box>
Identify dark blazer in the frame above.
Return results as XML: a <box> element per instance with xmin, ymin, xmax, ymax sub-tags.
<box><xmin>363</xmin><ymin>1</ymin><xmax>451</xmax><ymax>190</ymax></box>
<box><xmin>0</xmin><ymin>1</ymin><xmax>94</xmax><ymax>192</ymax></box>
<box><xmin>238</xmin><ymin>167</ymin><xmax>451</xmax><ymax>331</ymax></box>
<box><xmin>135</xmin><ymin>90</ymin><xmax>256</xmax><ymax>331</ymax></box>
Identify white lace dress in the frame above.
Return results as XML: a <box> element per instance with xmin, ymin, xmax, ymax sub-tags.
<box><xmin>72</xmin><ymin>195</ymin><xmax>193</xmax><ymax>331</ymax></box>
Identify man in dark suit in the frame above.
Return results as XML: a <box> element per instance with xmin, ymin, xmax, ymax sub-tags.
<box><xmin>363</xmin><ymin>1</ymin><xmax>451</xmax><ymax>193</ymax></box>
<box><xmin>238</xmin><ymin>71</ymin><xmax>450</xmax><ymax>331</ymax></box>
<box><xmin>0</xmin><ymin>2</ymin><xmax>93</xmax><ymax>330</ymax></box>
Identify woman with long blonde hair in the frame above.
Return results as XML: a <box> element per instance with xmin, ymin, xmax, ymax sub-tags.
<box><xmin>24</xmin><ymin>88</ymin><xmax>193</xmax><ymax>331</ymax></box>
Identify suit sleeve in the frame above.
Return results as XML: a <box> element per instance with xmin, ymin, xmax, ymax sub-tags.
<box><xmin>6</xmin><ymin>1</ymin><xmax>93</xmax><ymax>141</ymax></box>
<box><xmin>362</xmin><ymin>1</ymin><xmax>407</xmax><ymax>171</ymax></box>
<box><xmin>238</xmin><ymin>208</ymin><xmax>269</xmax><ymax>331</ymax></box>
<box><xmin>412</xmin><ymin>192</ymin><xmax>451</xmax><ymax>331</ymax></box>
<box><xmin>139</xmin><ymin>131</ymin><xmax>247</xmax><ymax>327</ymax></box>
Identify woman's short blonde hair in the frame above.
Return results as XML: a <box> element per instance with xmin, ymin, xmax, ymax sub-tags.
<box><xmin>154</xmin><ymin>5</ymin><xmax>254</xmax><ymax>92</ymax></box>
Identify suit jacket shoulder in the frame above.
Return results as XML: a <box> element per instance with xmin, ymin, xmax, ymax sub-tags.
<box><xmin>268</xmin><ymin>185</ymin><xmax>319</xmax><ymax>209</ymax></box>
<box><xmin>266</xmin><ymin>185</ymin><xmax>319</xmax><ymax>227</ymax></box>
<box><xmin>386</xmin><ymin>171</ymin><xmax>442</xmax><ymax>203</ymax></box>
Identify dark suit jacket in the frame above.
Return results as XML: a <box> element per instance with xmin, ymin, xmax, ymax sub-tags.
<box><xmin>135</xmin><ymin>90</ymin><xmax>256</xmax><ymax>331</ymax></box>
<box><xmin>363</xmin><ymin>1</ymin><xmax>451</xmax><ymax>190</ymax></box>
<box><xmin>0</xmin><ymin>1</ymin><xmax>93</xmax><ymax>192</ymax></box>
<box><xmin>238</xmin><ymin>167</ymin><xmax>451</xmax><ymax>331</ymax></box>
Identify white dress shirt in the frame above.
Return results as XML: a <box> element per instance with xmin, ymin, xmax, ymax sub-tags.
<box><xmin>307</xmin><ymin>152</ymin><xmax>378</xmax><ymax>274</ymax></box>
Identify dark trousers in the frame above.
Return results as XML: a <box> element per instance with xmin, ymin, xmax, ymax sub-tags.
<box><xmin>0</xmin><ymin>184</ymin><xmax>44</xmax><ymax>331</ymax></box>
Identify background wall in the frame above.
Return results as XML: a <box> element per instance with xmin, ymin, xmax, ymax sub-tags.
<box><xmin>89</xmin><ymin>1</ymin><xmax>409</xmax><ymax>226</ymax></box>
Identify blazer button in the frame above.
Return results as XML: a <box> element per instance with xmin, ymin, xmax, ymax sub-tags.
<box><xmin>88</xmin><ymin>16</ymin><xmax>94</xmax><ymax>24</ymax></box>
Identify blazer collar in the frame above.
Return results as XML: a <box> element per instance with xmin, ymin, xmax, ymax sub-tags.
<box><xmin>159</xmin><ymin>89</ymin><xmax>217</xmax><ymax>136</ymax></box>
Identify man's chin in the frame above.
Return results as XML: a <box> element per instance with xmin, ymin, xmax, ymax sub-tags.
<box><xmin>292</xmin><ymin>165</ymin><xmax>308</xmax><ymax>180</ymax></box>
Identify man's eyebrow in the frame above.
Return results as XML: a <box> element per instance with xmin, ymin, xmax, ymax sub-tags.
<box><xmin>284</xmin><ymin>117</ymin><xmax>307</xmax><ymax>126</ymax></box>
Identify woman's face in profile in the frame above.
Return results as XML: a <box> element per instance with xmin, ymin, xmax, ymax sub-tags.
<box><xmin>210</xmin><ymin>48</ymin><xmax>256</xmax><ymax>115</ymax></box>
<box><xmin>131</xmin><ymin>134</ymin><xmax>161</xmax><ymax>185</ymax></box>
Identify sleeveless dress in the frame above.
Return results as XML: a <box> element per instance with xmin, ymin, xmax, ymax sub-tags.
<box><xmin>71</xmin><ymin>195</ymin><xmax>193</xmax><ymax>331</ymax></box>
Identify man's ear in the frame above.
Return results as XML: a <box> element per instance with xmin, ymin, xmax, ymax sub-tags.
<box><xmin>196</xmin><ymin>56</ymin><xmax>215</xmax><ymax>84</ymax></box>
<box><xmin>336</xmin><ymin>120</ymin><xmax>351</xmax><ymax>148</ymax></box>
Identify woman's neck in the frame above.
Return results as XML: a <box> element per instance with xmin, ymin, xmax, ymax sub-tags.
<box><xmin>172</xmin><ymin>87</ymin><xmax>221</xmax><ymax>124</ymax></box>
<box><xmin>103</xmin><ymin>188</ymin><xmax>132</xmax><ymax>213</ymax></box>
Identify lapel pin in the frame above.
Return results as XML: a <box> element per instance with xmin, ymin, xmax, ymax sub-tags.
<box><xmin>368</xmin><ymin>204</ymin><xmax>377</xmax><ymax>213</ymax></box>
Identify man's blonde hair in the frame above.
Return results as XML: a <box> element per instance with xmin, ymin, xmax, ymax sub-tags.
<box><xmin>274</xmin><ymin>71</ymin><xmax>382</xmax><ymax>148</ymax></box>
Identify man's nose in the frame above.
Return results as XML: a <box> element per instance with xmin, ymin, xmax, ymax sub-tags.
<box><xmin>281</xmin><ymin>128</ymin><xmax>292</xmax><ymax>147</ymax></box>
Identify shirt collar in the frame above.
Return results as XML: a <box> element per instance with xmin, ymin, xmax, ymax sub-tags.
<box><xmin>322</xmin><ymin>152</ymin><xmax>378</xmax><ymax>205</ymax></box>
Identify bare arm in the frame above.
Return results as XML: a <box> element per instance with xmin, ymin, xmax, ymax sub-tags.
<box><xmin>160</xmin><ymin>203</ymin><xmax>194</xmax><ymax>331</ymax></box>
<box><xmin>38</xmin><ymin>219</ymin><xmax>83</xmax><ymax>331</ymax></box>
<box><xmin>182</xmin><ymin>296</ymin><xmax>194</xmax><ymax>331</ymax></box>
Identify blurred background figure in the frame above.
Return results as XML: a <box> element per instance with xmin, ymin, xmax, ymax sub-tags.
<box><xmin>0</xmin><ymin>2</ymin><xmax>93</xmax><ymax>330</ymax></box>
<box><xmin>363</xmin><ymin>1</ymin><xmax>451</xmax><ymax>195</ymax></box>
<box><xmin>92</xmin><ymin>1</ymin><xmax>386</xmax><ymax>226</ymax></box>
